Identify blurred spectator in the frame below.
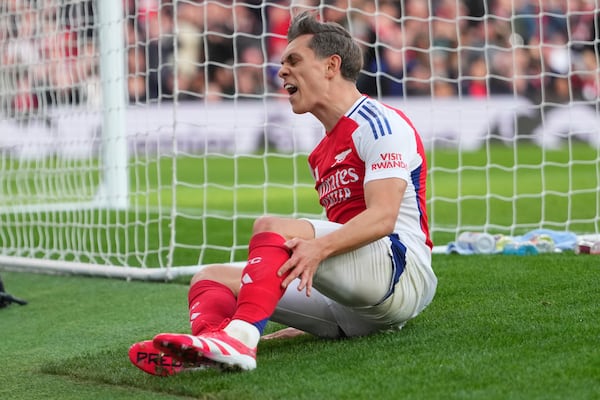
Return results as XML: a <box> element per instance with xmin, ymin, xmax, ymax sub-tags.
<box><xmin>265</xmin><ymin>1</ymin><xmax>293</xmax><ymax>94</ymax></box>
<box><xmin>139</xmin><ymin>1</ymin><xmax>175</xmax><ymax>100</ymax></box>
<box><xmin>577</xmin><ymin>48</ymin><xmax>599</xmax><ymax>101</ymax></box>
<box><xmin>356</xmin><ymin>1</ymin><xmax>406</xmax><ymax>96</ymax></box>
<box><xmin>127</xmin><ymin>45</ymin><xmax>148</xmax><ymax>103</ymax></box>
<box><xmin>235</xmin><ymin>46</ymin><xmax>267</xmax><ymax>98</ymax></box>
<box><xmin>3</xmin><ymin>5</ymin><xmax>41</xmax><ymax>117</ymax></box>
<box><xmin>461</xmin><ymin>54</ymin><xmax>488</xmax><ymax>97</ymax></box>
<box><xmin>174</xmin><ymin>1</ymin><xmax>204</xmax><ymax>98</ymax></box>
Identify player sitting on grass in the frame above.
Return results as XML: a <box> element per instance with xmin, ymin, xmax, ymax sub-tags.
<box><xmin>129</xmin><ymin>10</ymin><xmax>437</xmax><ymax>376</ymax></box>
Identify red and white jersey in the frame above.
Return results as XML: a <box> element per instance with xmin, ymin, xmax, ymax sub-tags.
<box><xmin>308</xmin><ymin>96</ymin><xmax>432</xmax><ymax>261</ymax></box>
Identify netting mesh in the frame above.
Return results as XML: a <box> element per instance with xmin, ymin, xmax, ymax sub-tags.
<box><xmin>0</xmin><ymin>1</ymin><xmax>598</xmax><ymax>275</ymax></box>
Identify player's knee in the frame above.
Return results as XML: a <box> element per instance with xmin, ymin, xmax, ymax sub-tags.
<box><xmin>251</xmin><ymin>215</ymin><xmax>313</xmax><ymax>239</ymax></box>
<box><xmin>252</xmin><ymin>215</ymin><xmax>282</xmax><ymax>234</ymax></box>
<box><xmin>190</xmin><ymin>264</ymin><xmax>243</xmax><ymax>295</ymax></box>
<box><xmin>190</xmin><ymin>264</ymin><xmax>225</xmax><ymax>286</ymax></box>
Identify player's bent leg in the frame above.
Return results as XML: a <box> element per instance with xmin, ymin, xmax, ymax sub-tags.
<box><xmin>128</xmin><ymin>340</ymin><xmax>216</xmax><ymax>376</ymax></box>
<box><xmin>320</xmin><ymin>249</ymin><xmax>438</xmax><ymax>337</ymax></box>
<box><xmin>303</xmin><ymin>219</ymin><xmax>434</xmax><ymax>336</ymax></box>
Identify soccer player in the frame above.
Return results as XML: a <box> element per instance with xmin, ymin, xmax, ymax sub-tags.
<box><xmin>129</xmin><ymin>10</ymin><xmax>437</xmax><ymax>375</ymax></box>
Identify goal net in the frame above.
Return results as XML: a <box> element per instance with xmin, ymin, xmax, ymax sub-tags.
<box><xmin>0</xmin><ymin>0</ymin><xmax>598</xmax><ymax>279</ymax></box>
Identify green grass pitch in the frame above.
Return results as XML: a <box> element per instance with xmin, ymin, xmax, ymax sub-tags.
<box><xmin>0</xmin><ymin>143</ymin><xmax>599</xmax><ymax>399</ymax></box>
<box><xmin>1</xmin><ymin>254</ymin><xmax>599</xmax><ymax>400</ymax></box>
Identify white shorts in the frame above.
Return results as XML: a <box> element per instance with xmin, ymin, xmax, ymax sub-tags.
<box><xmin>270</xmin><ymin>219</ymin><xmax>437</xmax><ymax>338</ymax></box>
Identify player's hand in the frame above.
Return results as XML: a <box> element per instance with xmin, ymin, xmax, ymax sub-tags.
<box><xmin>261</xmin><ymin>327</ymin><xmax>306</xmax><ymax>340</ymax></box>
<box><xmin>277</xmin><ymin>237</ymin><xmax>325</xmax><ymax>297</ymax></box>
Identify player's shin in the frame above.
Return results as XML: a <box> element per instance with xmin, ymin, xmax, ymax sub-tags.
<box><xmin>188</xmin><ymin>280</ymin><xmax>237</xmax><ymax>335</ymax></box>
<box><xmin>226</xmin><ymin>231</ymin><xmax>292</xmax><ymax>347</ymax></box>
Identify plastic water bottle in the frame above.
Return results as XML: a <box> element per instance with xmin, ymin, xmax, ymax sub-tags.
<box><xmin>456</xmin><ymin>232</ymin><xmax>496</xmax><ymax>254</ymax></box>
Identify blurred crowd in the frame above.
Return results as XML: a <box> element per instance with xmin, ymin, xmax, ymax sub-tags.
<box><xmin>0</xmin><ymin>0</ymin><xmax>97</xmax><ymax>115</ymax></box>
<box><xmin>1</xmin><ymin>0</ymin><xmax>599</xmax><ymax>118</ymax></box>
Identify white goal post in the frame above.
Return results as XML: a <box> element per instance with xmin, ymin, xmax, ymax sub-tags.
<box><xmin>0</xmin><ymin>1</ymin><xmax>598</xmax><ymax>280</ymax></box>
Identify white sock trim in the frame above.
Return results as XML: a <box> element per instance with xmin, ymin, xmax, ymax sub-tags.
<box><xmin>224</xmin><ymin>319</ymin><xmax>260</xmax><ymax>348</ymax></box>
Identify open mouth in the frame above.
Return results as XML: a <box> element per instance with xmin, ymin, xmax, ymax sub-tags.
<box><xmin>284</xmin><ymin>83</ymin><xmax>298</xmax><ymax>95</ymax></box>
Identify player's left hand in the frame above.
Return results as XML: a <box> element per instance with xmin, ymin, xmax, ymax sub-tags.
<box><xmin>277</xmin><ymin>237</ymin><xmax>325</xmax><ymax>297</ymax></box>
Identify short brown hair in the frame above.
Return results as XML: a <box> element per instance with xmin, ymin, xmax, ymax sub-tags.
<box><xmin>287</xmin><ymin>11</ymin><xmax>363</xmax><ymax>82</ymax></box>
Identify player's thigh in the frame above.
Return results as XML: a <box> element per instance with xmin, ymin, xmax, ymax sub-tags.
<box><xmin>314</xmin><ymin>237</ymin><xmax>393</xmax><ymax>308</ymax></box>
<box><xmin>304</xmin><ymin>218</ymin><xmax>393</xmax><ymax>308</ymax></box>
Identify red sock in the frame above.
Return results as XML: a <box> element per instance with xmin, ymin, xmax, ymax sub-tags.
<box><xmin>233</xmin><ymin>231</ymin><xmax>291</xmax><ymax>334</ymax></box>
<box><xmin>188</xmin><ymin>280</ymin><xmax>237</xmax><ymax>336</ymax></box>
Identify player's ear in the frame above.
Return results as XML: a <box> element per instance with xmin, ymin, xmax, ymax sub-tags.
<box><xmin>325</xmin><ymin>54</ymin><xmax>342</xmax><ymax>77</ymax></box>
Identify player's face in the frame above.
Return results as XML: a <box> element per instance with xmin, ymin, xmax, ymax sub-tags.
<box><xmin>278</xmin><ymin>34</ymin><xmax>330</xmax><ymax>115</ymax></box>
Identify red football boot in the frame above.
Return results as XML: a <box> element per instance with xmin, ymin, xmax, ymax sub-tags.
<box><xmin>153</xmin><ymin>331</ymin><xmax>257</xmax><ymax>371</ymax></box>
<box><xmin>128</xmin><ymin>340</ymin><xmax>215</xmax><ymax>376</ymax></box>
